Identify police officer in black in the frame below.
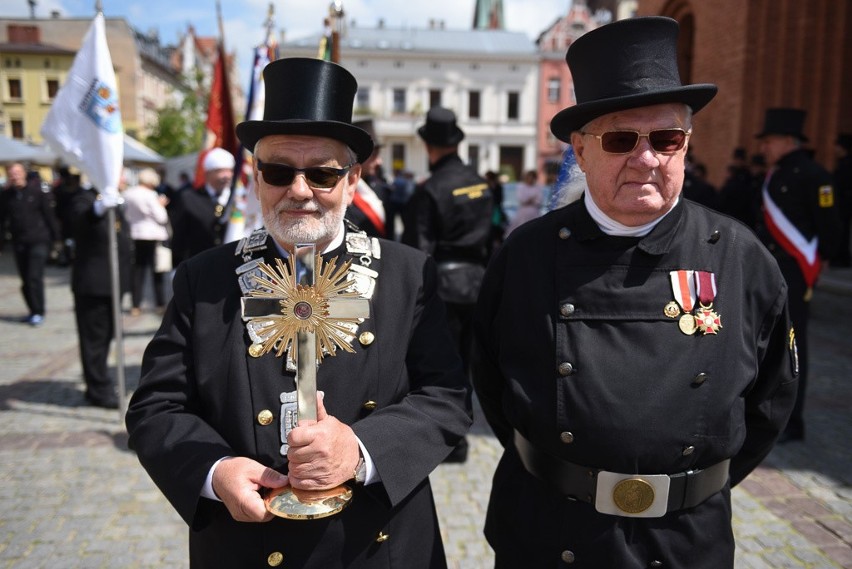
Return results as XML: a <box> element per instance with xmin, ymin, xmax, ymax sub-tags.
<box><xmin>755</xmin><ymin>108</ymin><xmax>841</xmax><ymax>442</ymax></box>
<box><xmin>403</xmin><ymin>107</ymin><xmax>492</xmax><ymax>462</ymax></box>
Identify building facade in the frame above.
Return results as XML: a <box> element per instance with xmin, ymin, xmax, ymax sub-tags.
<box><xmin>283</xmin><ymin>22</ymin><xmax>539</xmax><ymax>182</ymax></box>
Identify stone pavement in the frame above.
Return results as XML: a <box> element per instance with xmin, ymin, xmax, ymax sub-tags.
<box><xmin>0</xmin><ymin>253</ymin><xmax>849</xmax><ymax>568</ymax></box>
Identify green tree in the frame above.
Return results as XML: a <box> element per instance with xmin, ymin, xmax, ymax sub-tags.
<box><xmin>146</xmin><ymin>69</ymin><xmax>208</xmax><ymax>158</ymax></box>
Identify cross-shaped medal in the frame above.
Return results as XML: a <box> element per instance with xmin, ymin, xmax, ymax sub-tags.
<box><xmin>240</xmin><ymin>243</ymin><xmax>370</xmax><ymax>519</ymax></box>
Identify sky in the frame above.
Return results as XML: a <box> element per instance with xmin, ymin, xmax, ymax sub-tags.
<box><xmin>4</xmin><ymin>0</ymin><xmax>572</xmax><ymax>88</ymax></box>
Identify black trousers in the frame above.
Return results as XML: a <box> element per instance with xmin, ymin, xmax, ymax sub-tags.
<box><xmin>779</xmin><ymin>258</ymin><xmax>810</xmax><ymax>434</ymax></box>
<box><xmin>74</xmin><ymin>294</ymin><xmax>116</xmax><ymax>398</ymax></box>
<box><xmin>12</xmin><ymin>241</ymin><xmax>49</xmax><ymax>316</ymax></box>
<box><xmin>131</xmin><ymin>240</ymin><xmax>166</xmax><ymax>308</ymax></box>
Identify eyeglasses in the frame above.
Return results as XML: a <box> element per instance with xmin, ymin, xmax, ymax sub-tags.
<box><xmin>256</xmin><ymin>159</ymin><xmax>353</xmax><ymax>189</ymax></box>
<box><xmin>580</xmin><ymin>128</ymin><xmax>691</xmax><ymax>154</ymax></box>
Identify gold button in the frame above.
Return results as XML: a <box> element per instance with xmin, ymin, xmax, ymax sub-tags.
<box><xmin>376</xmin><ymin>532</ymin><xmax>389</xmax><ymax>543</ymax></box>
<box><xmin>560</xmin><ymin>431</ymin><xmax>574</xmax><ymax>444</ymax></box>
<box><xmin>561</xmin><ymin>550</ymin><xmax>575</xmax><ymax>563</ymax></box>
<box><xmin>559</xmin><ymin>227</ymin><xmax>571</xmax><ymax>239</ymax></box>
<box><xmin>267</xmin><ymin>551</ymin><xmax>283</xmax><ymax>566</ymax></box>
<box><xmin>248</xmin><ymin>343</ymin><xmax>264</xmax><ymax>358</ymax></box>
<box><xmin>257</xmin><ymin>409</ymin><xmax>274</xmax><ymax>426</ymax></box>
<box><xmin>358</xmin><ymin>331</ymin><xmax>375</xmax><ymax>346</ymax></box>
<box><xmin>363</xmin><ymin>400</ymin><xmax>377</xmax><ymax>411</ymax></box>
<box><xmin>558</xmin><ymin>362</ymin><xmax>575</xmax><ymax>376</ymax></box>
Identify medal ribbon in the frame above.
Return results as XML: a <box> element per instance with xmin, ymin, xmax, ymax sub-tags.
<box><xmin>694</xmin><ymin>271</ymin><xmax>717</xmax><ymax>306</ymax></box>
<box><xmin>669</xmin><ymin>270</ymin><xmax>696</xmax><ymax>312</ymax></box>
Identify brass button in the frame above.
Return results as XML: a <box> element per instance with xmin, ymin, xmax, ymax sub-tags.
<box><xmin>709</xmin><ymin>230</ymin><xmax>721</xmax><ymax>243</ymax></box>
<box><xmin>561</xmin><ymin>550</ymin><xmax>575</xmax><ymax>563</ymax></box>
<box><xmin>692</xmin><ymin>373</ymin><xmax>709</xmax><ymax>386</ymax></box>
<box><xmin>558</xmin><ymin>362</ymin><xmax>575</xmax><ymax>376</ymax></box>
<box><xmin>560</xmin><ymin>303</ymin><xmax>575</xmax><ymax>317</ymax></box>
<box><xmin>267</xmin><ymin>551</ymin><xmax>283</xmax><ymax>566</ymax></box>
<box><xmin>363</xmin><ymin>400</ymin><xmax>377</xmax><ymax>411</ymax></box>
<box><xmin>560</xmin><ymin>431</ymin><xmax>574</xmax><ymax>444</ymax></box>
<box><xmin>248</xmin><ymin>343</ymin><xmax>264</xmax><ymax>358</ymax></box>
<box><xmin>559</xmin><ymin>227</ymin><xmax>571</xmax><ymax>240</ymax></box>
<box><xmin>376</xmin><ymin>532</ymin><xmax>389</xmax><ymax>543</ymax></box>
<box><xmin>682</xmin><ymin>445</ymin><xmax>695</xmax><ymax>456</ymax></box>
<box><xmin>359</xmin><ymin>331</ymin><xmax>375</xmax><ymax>346</ymax></box>
<box><xmin>257</xmin><ymin>409</ymin><xmax>274</xmax><ymax>426</ymax></box>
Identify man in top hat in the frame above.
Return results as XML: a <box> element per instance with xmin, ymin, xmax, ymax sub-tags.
<box><xmin>832</xmin><ymin>133</ymin><xmax>852</xmax><ymax>267</ymax></box>
<box><xmin>403</xmin><ymin>106</ymin><xmax>493</xmax><ymax>463</ymax></box>
<box><xmin>168</xmin><ymin>147</ymin><xmax>236</xmax><ymax>266</ymax></box>
<box><xmin>125</xmin><ymin>57</ymin><xmax>471</xmax><ymax>568</ymax></box>
<box><xmin>472</xmin><ymin>17</ymin><xmax>797</xmax><ymax>568</ymax></box>
<box><xmin>754</xmin><ymin>108</ymin><xmax>840</xmax><ymax>442</ymax></box>
<box><xmin>345</xmin><ymin>119</ymin><xmax>389</xmax><ymax>238</ymax></box>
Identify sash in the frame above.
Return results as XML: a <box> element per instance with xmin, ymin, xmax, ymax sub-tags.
<box><xmin>762</xmin><ymin>171</ymin><xmax>820</xmax><ymax>286</ymax></box>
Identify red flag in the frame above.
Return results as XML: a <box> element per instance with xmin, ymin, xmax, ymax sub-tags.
<box><xmin>194</xmin><ymin>43</ymin><xmax>238</xmax><ymax>186</ymax></box>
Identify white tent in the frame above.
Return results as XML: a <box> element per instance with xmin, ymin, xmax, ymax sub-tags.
<box><xmin>1</xmin><ymin>133</ymin><xmax>164</xmax><ymax>167</ymax></box>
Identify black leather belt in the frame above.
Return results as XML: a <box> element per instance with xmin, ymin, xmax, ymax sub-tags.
<box><xmin>514</xmin><ymin>430</ymin><xmax>730</xmax><ymax>517</ymax></box>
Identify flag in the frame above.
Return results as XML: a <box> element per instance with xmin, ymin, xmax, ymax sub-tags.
<box><xmin>41</xmin><ymin>12</ymin><xmax>123</xmax><ymax>197</ymax></box>
<box><xmin>194</xmin><ymin>43</ymin><xmax>238</xmax><ymax>187</ymax></box>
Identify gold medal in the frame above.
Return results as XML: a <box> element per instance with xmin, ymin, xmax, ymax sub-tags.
<box><xmin>663</xmin><ymin>301</ymin><xmax>680</xmax><ymax>319</ymax></box>
<box><xmin>695</xmin><ymin>305</ymin><xmax>722</xmax><ymax>335</ymax></box>
<box><xmin>612</xmin><ymin>478</ymin><xmax>656</xmax><ymax>514</ymax></box>
<box><xmin>678</xmin><ymin>313</ymin><xmax>697</xmax><ymax>335</ymax></box>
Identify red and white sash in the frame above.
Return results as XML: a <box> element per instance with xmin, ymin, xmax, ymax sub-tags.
<box><xmin>762</xmin><ymin>170</ymin><xmax>820</xmax><ymax>286</ymax></box>
<box><xmin>353</xmin><ymin>179</ymin><xmax>386</xmax><ymax>237</ymax></box>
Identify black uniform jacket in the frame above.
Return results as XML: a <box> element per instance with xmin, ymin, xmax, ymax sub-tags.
<box><xmin>0</xmin><ymin>180</ymin><xmax>60</xmax><ymax>247</ymax></box>
<box><xmin>70</xmin><ymin>189</ymin><xmax>131</xmax><ymax>297</ymax></box>
<box><xmin>126</xmin><ymin>231</ymin><xmax>472</xmax><ymax>569</ymax></box>
<box><xmin>756</xmin><ymin>148</ymin><xmax>840</xmax><ymax>267</ymax></box>
<box><xmin>472</xmin><ymin>198</ymin><xmax>797</xmax><ymax>568</ymax></box>
<box><xmin>168</xmin><ymin>186</ymin><xmax>226</xmax><ymax>266</ymax></box>
<box><xmin>402</xmin><ymin>154</ymin><xmax>492</xmax><ymax>263</ymax></box>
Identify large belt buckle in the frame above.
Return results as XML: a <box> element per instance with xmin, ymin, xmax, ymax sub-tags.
<box><xmin>594</xmin><ymin>471</ymin><xmax>671</xmax><ymax>518</ymax></box>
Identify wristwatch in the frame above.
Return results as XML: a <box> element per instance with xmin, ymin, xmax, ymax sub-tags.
<box><xmin>353</xmin><ymin>455</ymin><xmax>366</xmax><ymax>484</ymax></box>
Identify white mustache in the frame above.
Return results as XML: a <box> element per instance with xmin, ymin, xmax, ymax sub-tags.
<box><xmin>275</xmin><ymin>201</ymin><xmax>321</xmax><ymax>214</ymax></box>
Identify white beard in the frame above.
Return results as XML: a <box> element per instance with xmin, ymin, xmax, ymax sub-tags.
<box><xmin>263</xmin><ymin>198</ymin><xmax>346</xmax><ymax>246</ymax></box>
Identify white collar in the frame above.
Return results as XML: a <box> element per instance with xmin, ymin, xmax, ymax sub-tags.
<box><xmin>584</xmin><ymin>191</ymin><xmax>678</xmax><ymax>237</ymax></box>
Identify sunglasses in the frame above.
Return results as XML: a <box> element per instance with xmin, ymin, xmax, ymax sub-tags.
<box><xmin>581</xmin><ymin>128</ymin><xmax>691</xmax><ymax>154</ymax></box>
<box><xmin>256</xmin><ymin>159</ymin><xmax>353</xmax><ymax>189</ymax></box>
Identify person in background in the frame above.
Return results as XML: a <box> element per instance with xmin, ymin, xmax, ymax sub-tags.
<box><xmin>0</xmin><ymin>162</ymin><xmax>61</xmax><ymax>326</ymax></box>
<box><xmin>169</xmin><ymin>148</ymin><xmax>234</xmax><ymax>266</ymax></box>
<box><xmin>403</xmin><ymin>106</ymin><xmax>493</xmax><ymax>463</ymax></box>
<box><xmin>754</xmin><ymin>107</ymin><xmax>840</xmax><ymax>443</ymax></box>
<box><xmin>346</xmin><ymin>119</ymin><xmax>389</xmax><ymax>238</ymax></box>
<box><xmin>70</xmin><ymin>181</ymin><xmax>132</xmax><ymax>409</ymax></box>
<box><xmin>831</xmin><ymin>133</ymin><xmax>852</xmax><ymax>267</ymax></box>
<box><xmin>484</xmin><ymin>170</ymin><xmax>507</xmax><ymax>257</ymax></box>
<box><xmin>505</xmin><ymin>169</ymin><xmax>543</xmax><ymax>236</ymax></box>
<box><xmin>123</xmin><ymin>167</ymin><xmax>170</xmax><ymax>315</ymax></box>
<box><xmin>386</xmin><ymin>169</ymin><xmax>414</xmax><ymax>240</ymax></box>
<box><xmin>473</xmin><ymin>17</ymin><xmax>797</xmax><ymax>568</ymax></box>
<box><xmin>719</xmin><ymin>147</ymin><xmax>758</xmax><ymax>227</ymax></box>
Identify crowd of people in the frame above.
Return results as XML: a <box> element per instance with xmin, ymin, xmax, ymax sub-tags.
<box><xmin>0</xmin><ymin>14</ymin><xmax>849</xmax><ymax>568</ymax></box>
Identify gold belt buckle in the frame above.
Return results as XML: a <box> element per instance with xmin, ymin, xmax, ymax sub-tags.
<box><xmin>594</xmin><ymin>471</ymin><xmax>671</xmax><ymax>518</ymax></box>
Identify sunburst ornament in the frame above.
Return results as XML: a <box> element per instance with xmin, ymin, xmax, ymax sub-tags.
<box><xmin>242</xmin><ymin>254</ymin><xmax>369</xmax><ymax>361</ymax></box>
<box><xmin>694</xmin><ymin>304</ymin><xmax>722</xmax><ymax>335</ymax></box>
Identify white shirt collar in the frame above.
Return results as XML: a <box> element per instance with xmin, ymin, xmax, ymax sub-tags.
<box><xmin>584</xmin><ymin>191</ymin><xmax>678</xmax><ymax>237</ymax></box>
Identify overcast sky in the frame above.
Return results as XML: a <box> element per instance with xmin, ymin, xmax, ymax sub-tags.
<box><xmin>6</xmin><ymin>0</ymin><xmax>572</xmax><ymax>88</ymax></box>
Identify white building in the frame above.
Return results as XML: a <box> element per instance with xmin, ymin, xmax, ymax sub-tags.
<box><xmin>282</xmin><ymin>22</ymin><xmax>539</xmax><ymax>181</ymax></box>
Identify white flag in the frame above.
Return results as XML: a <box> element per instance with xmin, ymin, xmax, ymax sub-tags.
<box><xmin>41</xmin><ymin>13</ymin><xmax>123</xmax><ymax>198</ymax></box>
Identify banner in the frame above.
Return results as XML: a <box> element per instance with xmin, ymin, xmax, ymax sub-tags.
<box><xmin>41</xmin><ymin>12</ymin><xmax>123</xmax><ymax>197</ymax></box>
<box><xmin>194</xmin><ymin>43</ymin><xmax>238</xmax><ymax>187</ymax></box>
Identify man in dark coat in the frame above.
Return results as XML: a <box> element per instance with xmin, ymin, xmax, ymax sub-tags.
<box><xmin>168</xmin><ymin>147</ymin><xmax>235</xmax><ymax>266</ymax></box>
<box><xmin>70</xmin><ymin>185</ymin><xmax>132</xmax><ymax>408</ymax></box>
<box><xmin>472</xmin><ymin>18</ymin><xmax>797</xmax><ymax>568</ymax></box>
<box><xmin>402</xmin><ymin>106</ymin><xmax>492</xmax><ymax>463</ymax></box>
<box><xmin>0</xmin><ymin>162</ymin><xmax>61</xmax><ymax>325</ymax></box>
<box><xmin>754</xmin><ymin>108</ymin><xmax>841</xmax><ymax>442</ymax></box>
<box><xmin>126</xmin><ymin>58</ymin><xmax>471</xmax><ymax>569</ymax></box>
<box><xmin>831</xmin><ymin>133</ymin><xmax>852</xmax><ymax>267</ymax></box>
<box><xmin>345</xmin><ymin>119</ymin><xmax>390</xmax><ymax>238</ymax></box>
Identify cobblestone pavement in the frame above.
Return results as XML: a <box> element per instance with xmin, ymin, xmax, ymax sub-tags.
<box><xmin>0</xmin><ymin>255</ymin><xmax>849</xmax><ymax>568</ymax></box>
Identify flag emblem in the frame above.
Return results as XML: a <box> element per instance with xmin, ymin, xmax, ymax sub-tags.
<box><xmin>80</xmin><ymin>79</ymin><xmax>121</xmax><ymax>133</ymax></box>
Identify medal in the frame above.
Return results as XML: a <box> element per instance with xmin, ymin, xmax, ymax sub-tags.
<box><xmin>669</xmin><ymin>270</ymin><xmax>697</xmax><ymax>335</ymax></box>
<box><xmin>694</xmin><ymin>271</ymin><xmax>722</xmax><ymax>335</ymax></box>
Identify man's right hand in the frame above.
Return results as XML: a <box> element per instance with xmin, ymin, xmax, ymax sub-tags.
<box><xmin>211</xmin><ymin>457</ymin><xmax>289</xmax><ymax>522</ymax></box>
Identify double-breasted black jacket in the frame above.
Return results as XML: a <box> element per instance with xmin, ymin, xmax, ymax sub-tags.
<box><xmin>472</xmin><ymin>198</ymin><xmax>797</xmax><ymax>568</ymax></box>
<box><xmin>168</xmin><ymin>186</ymin><xmax>227</xmax><ymax>266</ymax></box>
<box><xmin>126</xmin><ymin>231</ymin><xmax>471</xmax><ymax>568</ymax></box>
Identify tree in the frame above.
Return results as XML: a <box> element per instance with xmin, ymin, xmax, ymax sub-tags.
<box><xmin>146</xmin><ymin>69</ymin><xmax>208</xmax><ymax>158</ymax></box>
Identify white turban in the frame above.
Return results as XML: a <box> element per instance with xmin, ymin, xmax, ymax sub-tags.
<box><xmin>203</xmin><ymin>147</ymin><xmax>235</xmax><ymax>171</ymax></box>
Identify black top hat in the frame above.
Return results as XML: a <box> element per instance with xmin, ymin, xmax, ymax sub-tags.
<box><xmin>755</xmin><ymin>108</ymin><xmax>808</xmax><ymax>142</ymax></box>
<box><xmin>418</xmin><ymin>107</ymin><xmax>465</xmax><ymax>147</ymax></box>
<box><xmin>354</xmin><ymin>119</ymin><xmax>382</xmax><ymax>150</ymax></box>
<box><xmin>835</xmin><ymin>133</ymin><xmax>852</xmax><ymax>150</ymax></box>
<box><xmin>236</xmin><ymin>58</ymin><xmax>374</xmax><ymax>162</ymax></box>
<box><xmin>550</xmin><ymin>17</ymin><xmax>717</xmax><ymax>141</ymax></box>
